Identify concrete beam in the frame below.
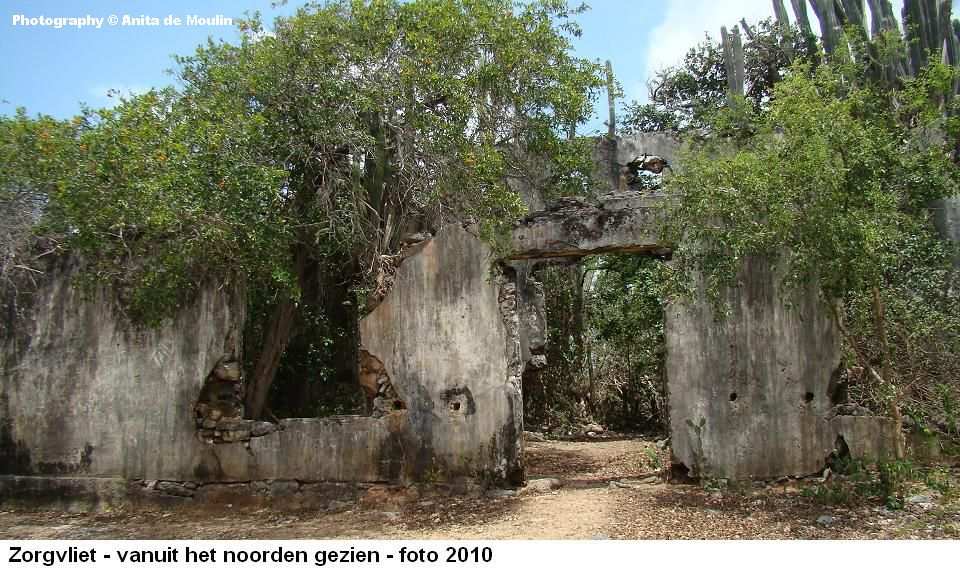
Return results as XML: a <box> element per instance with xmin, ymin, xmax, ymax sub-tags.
<box><xmin>509</xmin><ymin>192</ymin><xmax>673</xmax><ymax>261</ymax></box>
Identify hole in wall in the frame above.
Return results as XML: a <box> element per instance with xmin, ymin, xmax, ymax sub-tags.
<box><xmin>729</xmin><ymin>392</ymin><xmax>738</xmax><ymax>402</ymax></box>
<box><xmin>195</xmin><ymin>357</ymin><xmax>244</xmax><ymax>427</ymax></box>
<box><xmin>441</xmin><ymin>386</ymin><xmax>476</xmax><ymax>416</ymax></box>
<box><xmin>827</xmin><ymin>364</ymin><xmax>849</xmax><ymax>406</ymax></box>
<box><xmin>670</xmin><ymin>462</ymin><xmax>695</xmax><ymax>483</ymax></box>
<box><xmin>804</xmin><ymin>392</ymin><xmax>815</xmax><ymax>403</ymax></box>
<box><xmin>826</xmin><ymin>434</ymin><xmax>852</xmax><ymax>474</ymax></box>
<box><xmin>360</xmin><ymin>350</ymin><xmax>406</xmax><ymax>418</ymax></box>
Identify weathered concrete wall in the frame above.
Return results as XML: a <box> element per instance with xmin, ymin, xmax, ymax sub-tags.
<box><xmin>930</xmin><ymin>196</ymin><xmax>960</xmax><ymax>271</ymax></box>
<box><xmin>360</xmin><ymin>225</ymin><xmax>524</xmax><ymax>486</ymax></box>
<box><xmin>591</xmin><ymin>132</ymin><xmax>682</xmax><ymax>191</ymax></box>
<box><xmin>510</xmin><ymin>191</ymin><xmax>894</xmax><ymax>479</ymax></box>
<box><xmin>0</xmin><ymin>257</ymin><xmax>424</xmax><ymax>492</ymax></box>
<box><xmin>0</xmin><ymin>256</ymin><xmax>244</xmax><ymax>481</ymax></box>
<box><xmin>1</xmin><ymin>226</ymin><xmax>523</xmax><ymax>507</ymax></box>
<box><xmin>616</xmin><ymin>133</ymin><xmax>681</xmax><ymax>170</ymax></box>
<box><xmin>665</xmin><ymin>256</ymin><xmax>896</xmax><ymax>479</ymax></box>
<box><xmin>515</xmin><ymin>263</ymin><xmax>547</xmax><ymax>372</ymax></box>
<box><xmin>1</xmin><ymin>184</ymin><xmax>903</xmax><ymax>501</ymax></box>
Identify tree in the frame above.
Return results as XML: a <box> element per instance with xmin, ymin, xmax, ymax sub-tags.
<box><xmin>0</xmin><ymin>111</ymin><xmax>82</xmax><ymax>333</ymax></box>
<box><xmin>5</xmin><ymin>0</ymin><xmax>604</xmax><ymax>419</ymax></box>
<box><xmin>584</xmin><ymin>255</ymin><xmax>668</xmax><ymax>431</ymax></box>
<box><xmin>621</xmin><ymin>1</ymin><xmax>960</xmax><ymax>455</ymax></box>
<box><xmin>622</xmin><ymin>18</ymin><xmax>817</xmax><ymax>135</ymax></box>
<box><xmin>665</xmin><ymin>56</ymin><xmax>960</xmax><ymax>458</ymax></box>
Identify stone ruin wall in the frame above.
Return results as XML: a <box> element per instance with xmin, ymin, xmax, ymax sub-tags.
<box><xmin>665</xmin><ymin>256</ymin><xmax>895</xmax><ymax>480</ymax></box>
<box><xmin>0</xmin><ymin>130</ymin><xmax>916</xmax><ymax>508</ymax></box>
<box><xmin>0</xmin><ymin>226</ymin><xmax>525</xmax><ymax>509</ymax></box>
<box><xmin>508</xmin><ymin>167</ymin><xmax>897</xmax><ymax>481</ymax></box>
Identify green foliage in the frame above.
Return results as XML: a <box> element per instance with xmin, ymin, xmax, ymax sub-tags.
<box><xmin>585</xmin><ymin>255</ymin><xmax>668</xmax><ymax>430</ymax></box>
<box><xmin>0</xmin><ymin>110</ymin><xmax>82</xmax><ymax>324</ymax></box>
<box><xmin>21</xmin><ymin>88</ymin><xmax>291</xmax><ymax>325</ymax></box>
<box><xmin>939</xmin><ymin>384</ymin><xmax>959</xmax><ymax>437</ymax></box>
<box><xmin>4</xmin><ymin>0</ymin><xmax>602</xmax><ymax>326</ymax></box>
<box><xmin>523</xmin><ymin>265</ymin><xmax>590</xmax><ymax>431</ymax></box>
<box><xmin>656</xmin><ymin>19</ymin><xmax>960</xmax><ymax>437</ymax></box>
<box><xmin>924</xmin><ymin>465</ymin><xmax>954</xmax><ymax>497</ymax></box>
<box><xmin>522</xmin><ymin>255</ymin><xmax>669</xmax><ymax>433</ymax></box>
<box><xmin>623</xmin><ymin>19</ymin><xmax>818</xmax><ymax>135</ymax></box>
<box><xmin>804</xmin><ymin>458</ymin><xmax>917</xmax><ymax>509</ymax></box>
<box><xmin>2</xmin><ymin>0</ymin><xmax>604</xmax><ymax>416</ymax></box>
<box><xmin>666</xmin><ymin>60</ymin><xmax>947</xmax><ymax>305</ymax></box>
<box><xmin>643</xmin><ymin>445</ymin><xmax>663</xmax><ymax>471</ymax></box>
<box><xmin>877</xmin><ymin>459</ymin><xmax>915</xmax><ymax>509</ymax></box>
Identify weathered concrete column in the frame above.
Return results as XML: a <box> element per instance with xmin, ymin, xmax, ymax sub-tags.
<box><xmin>930</xmin><ymin>196</ymin><xmax>960</xmax><ymax>275</ymax></box>
<box><xmin>359</xmin><ymin>225</ymin><xmax>525</xmax><ymax>485</ymax></box>
<box><xmin>665</xmin><ymin>256</ymin><xmax>895</xmax><ymax>479</ymax></box>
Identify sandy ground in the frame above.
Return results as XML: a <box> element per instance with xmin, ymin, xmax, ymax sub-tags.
<box><xmin>1</xmin><ymin>437</ymin><xmax>958</xmax><ymax>539</ymax></box>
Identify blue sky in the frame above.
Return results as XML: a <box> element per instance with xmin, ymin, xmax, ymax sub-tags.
<box><xmin>0</xmin><ymin>0</ymin><xmax>906</xmax><ymax>133</ymax></box>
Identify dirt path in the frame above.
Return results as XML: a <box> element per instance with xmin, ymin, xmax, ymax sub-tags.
<box><xmin>387</xmin><ymin>437</ymin><xmax>663</xmax><ymax>539</ymax></box>
<box><xmin>388</xmin><ymin>488</ymin><xmax>612</xmax><ymax>539</ymax></box>
<box><xmin>1</xmin><ymin>437</ymin><xmax>958</xmax><ymax>539</ymax></box>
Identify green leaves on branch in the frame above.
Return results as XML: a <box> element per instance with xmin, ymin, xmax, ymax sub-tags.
<box><xmin>4</xmin><ymin>0</ymin><xmax>603</xmax><ymax>325</ymax></box>
<box><xmin>666</xmin><ymin>60</ymin><xmax>960</xmax><ymax>307</ymax></box>
<box><xmin>624</xmin><ymin>18</ymin><xmax>818</xmax><ymax>135</ymax></box>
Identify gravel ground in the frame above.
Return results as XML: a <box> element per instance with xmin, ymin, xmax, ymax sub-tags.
<box><xmin>1</xmin><ymin>437</ymin><xmax>957</xmax><ymax>539</ymax></box>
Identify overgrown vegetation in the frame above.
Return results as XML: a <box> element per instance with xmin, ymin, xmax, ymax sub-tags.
<box><xmin>664</xmin><ymin>54</ymin><xmax>960</xmax><ymax>456</ymax></box>
<box><xmin>623</xmin><ymin>18</ymin><xmax>818</xmax><ymax>134</ymax></box>
<box><xmin>3</xmin><ymin>1</ymin><xmax>959</xmax><ymax>442</ymax></box>
<box><xmin>0</xmin><ymin>0</ymin><xmax>604</xmax><ymax>419</ymax></box>
<box><xmin>522</xmin><ymin>255</ymin><xmax>669</xmax><ymax>433</ymax></box>
<box><xmin>802</xmin><ymin>457</ymin><xmax>957</xmax><ymax>510</ymax></box>
<box><xmin>607</xmin><ymin>5</ymin><xmax>960</xmax><ymax>451</ymax></box>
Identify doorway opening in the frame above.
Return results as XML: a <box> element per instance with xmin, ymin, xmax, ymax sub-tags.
<box><xmin>521</xmin><ymin>254</ymin><xmax>670</xmax><ymax>438</ymax></box>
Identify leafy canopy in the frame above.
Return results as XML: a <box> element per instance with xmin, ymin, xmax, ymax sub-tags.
<box><xmin>665</xmin><ymin>57</ymin><xmax>960</xmax><ymax>306</ymax></box>
<box><xmin>4</xmin><ymin>0</ymin><xmax>604</xmax><ymax>324</ymax></box>
<box><xmin>624</xmin><ymin>19</ymin><xmax>818</xmax><ymax>135</ymax></box>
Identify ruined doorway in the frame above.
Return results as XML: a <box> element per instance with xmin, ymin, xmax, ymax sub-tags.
<box><xmin>519</xmin><ymin>254</ymin><xmax>669</xmax><ymax>437</ymax></box>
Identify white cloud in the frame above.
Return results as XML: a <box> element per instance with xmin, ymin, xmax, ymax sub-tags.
<box><xmin>643</xmin><ymin>0</ymin><xmax>775</xmax><ymax>96</ymax></box>
<box><xmin>641</xmin><ymin>0</ymin><xmax>906</xmax><ymax>102</ymax></box>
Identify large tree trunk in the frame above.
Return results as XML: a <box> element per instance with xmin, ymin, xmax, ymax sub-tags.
<box><xmin>831</xmin><ymin>296</ymin><xmax>905</xmax><ymax>460</ymax></box>
<box><xmin>318</xmin><ymin>258</ymin><xmax>360</xmax><ymax>387</ymax></box>
<box><xmin>245</xmin><ymin>296</ymin><xmax>299</xmax><ymax>419</ymax></box>
<box><xmin>245</xmin><ymin>247</ymin><xmax>307</xmax><ymax>420</ymax></box>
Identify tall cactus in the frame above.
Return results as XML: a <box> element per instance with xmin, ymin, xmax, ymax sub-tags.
<box><xmin>866</xmin><ymin>0</ymin><xmax>885</xmax><ymax>35</ymax></box>
<box><xmin>721</xmin><ymin>26</ymin><xmax>746</xmax><ymax>100</ymax></box>
<box><xmin>772</xmin><ymin>0</ymin><xmax>791</xmax><ymax>26</ymax></box>
<box><xmin>940</xmin><ymin>0</ymin><xmax>957</xmax><ymax>65</ymax></box>
<box><xmin>840</xmin><ymin>0</ymin><xmax>868</xmax><ymax>34</ymax></box>
<box><xmin>605</xmin><ymin>60</ymin><xmax>616</xmax><ymax>140</ymax></box>
<box><xmin>771</xmin><ymin>0</ymin><xmax>796</xmax><ymax>62</ymax></box>
<box><xmin>810</xmin><ymin>0</ymin><xmax>842</xmax><ymax>53</ymax></box>
<box><xmin>903</xmin><ymin>0</ymin><xmax>929</xmax><ymax>74</ymax></box>
<box><xmin>790</xmin><ymin>0</ymin><xmax>814</xmax><ymax>35</ymax></box>
<box><xmin>733</xmin><ymin>26</ymin><xmax>746</xmax><ymax>93</ymax></box>
<box><xmin>924</xmin><ymin>0</ymin><xmax>941</xmax><ymax>55</ymax></box>
<box><xmin>866</xmin><ymin>0</ymin><xmax>900</xmax><ymax>35</ymax></box>
<box><xmin>752</xmin><ymin>1</ymin><xmax>960</xmax><ymax>96</ymax></box>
